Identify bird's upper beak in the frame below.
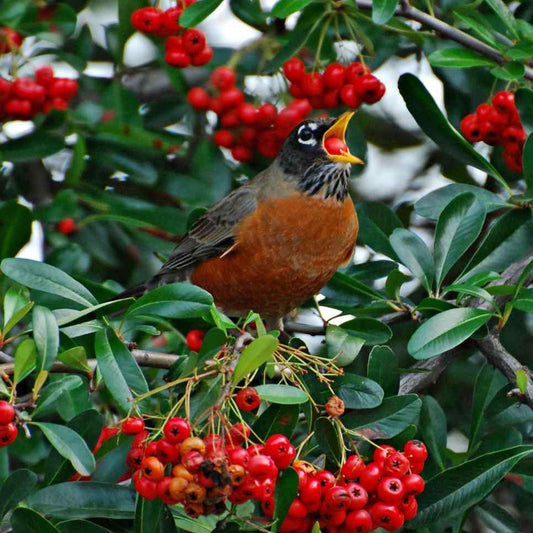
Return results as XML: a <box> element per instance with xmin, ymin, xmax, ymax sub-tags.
<box><xmin>323</xmin><ymin>112</ymin><xmax>364</xmax><ymax>165</ymax></box>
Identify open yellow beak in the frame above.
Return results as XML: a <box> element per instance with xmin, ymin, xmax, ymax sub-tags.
<box><xmin>323</xmin><ymin>112</ymin><xmax>364</xmax><ymax>165</ymax></box>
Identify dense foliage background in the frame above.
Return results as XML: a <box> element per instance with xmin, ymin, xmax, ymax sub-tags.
<box><xmin>1</xmin><ymin>0</ymin><xmax>533</xmax><ymax>532</ymax></box>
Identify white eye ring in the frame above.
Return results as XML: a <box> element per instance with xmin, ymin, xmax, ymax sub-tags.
<box><xmin>297</xmin><ymin>125</ymin><xmax>316</xmax><ymax>145</ymax></box>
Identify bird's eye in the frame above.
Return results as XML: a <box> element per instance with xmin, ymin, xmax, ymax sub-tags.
<box><xmin>297</xmin><ymin>126</ymin><xmax>316</xmax><ymax>145</ymax></box>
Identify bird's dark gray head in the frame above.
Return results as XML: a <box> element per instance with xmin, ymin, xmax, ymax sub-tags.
<box><xmin>277</xmin><ymin>113</ymin><xmax>363</xmax><ymax>200</ymax></box>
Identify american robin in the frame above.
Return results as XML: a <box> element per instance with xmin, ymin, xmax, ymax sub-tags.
<box><xmin>120</xmin><ymin>112</ymin><xmax>362</xmax><ymax>321</ymax></box>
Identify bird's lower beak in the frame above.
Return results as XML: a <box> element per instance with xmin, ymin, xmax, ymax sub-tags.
<box><xmin>323</xmin><ymin>112</ymin><xmax>364</xmax><ymax>165</ymax></box>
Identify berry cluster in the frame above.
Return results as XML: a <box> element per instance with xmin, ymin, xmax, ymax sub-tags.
<box><xmin>0</xmin><ymin>66</ymin><xmax>78</xmax><ymax>122</ymax></box>
<box><xmin>187</xmin><ymin>66</ymin><xmax>312</xmax><ymax>161</ymax></box>
<box><xmin>131</xmin><ymin>3</ymin><xmax>213</xmax><ymax>69</ymax></box>
<box><xmin>0</xmin><ymin>400</ymin><xmax>17</xmax><ymax>448</ymax></box>
<box><xmin>0</xmin><ymin>27</ymin><xmax>23</xmax><ymax>55</ymax></box>
<box><xmin>283</xmin><ymin>58</ymin><xmax>385</xmax><ymax>110</ymax></box>
<box><xmin>460</xmin><ymin>91</ymin><xmax>526</xmax><ymax>173</ymax></box>
<box><xmin>122</xmin><ymin>412</ymin><xmax>426</xmax><ymax>532</ymax></box>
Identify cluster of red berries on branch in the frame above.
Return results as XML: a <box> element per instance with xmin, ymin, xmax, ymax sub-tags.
<box><xmin>460</xmin><ymin>90</ymin><xmax>526</xmax><ymax>173</ymax></box>
<box><xmin>0</xmin><ymin>27</ymin><xmax>23</xmax><ymax>55</ymax></box>
<box><xmin>131</xmin><ymin>3</ymin><xmax>213</xmax><ymax>69</ymax></box>
<box><xmin>120</xmin><ymin>412</ymin><xmax>427</xmax><ymax>532</ymax></box>
<box><xmin>0</xmin><ymin>400</ymin><xmax>18</xmax><ymax>449</ymax></box>
<box><xmin>188</xmin><ymin>66</ymin><xmax>313</xmax><ymax>161</ymax></box>
<box><xmin>0</xmin><ymin>66</ymin><xmax>78</xmax><ymax>122</ymax></box>
<box><xmin>283</xmin><ymin>58</ymin><xmax>386</xmax><ymax>110</ymax></box>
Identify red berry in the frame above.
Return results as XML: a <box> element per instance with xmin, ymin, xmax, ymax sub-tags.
<box><xmin>48</xmin><ymin>78</ymin><xmax>78</xmax><ymax>100</ymax></box>
<box><xmin>187</xmin><ymin>87</ymin><xmax>210</xmax><ymax>111</ymax></box>
<box><xmin>345</xmin><ymin>509</ymin><xmax>373</xmax><ymax>533</ymax></box>
<box><xmin>315</xmin><ymin>469</ymin><xmax>336</xmax><ymax>489</ymax></box>
<box><xmin>400</xmin><ymin>494</ymin><xmax>418</xmax><ymax>520</ymax></box>
<box><xmin>0</xmin><ymin>28</ymin><xmax>23</xmax><ymax>54</ymax></box>
<box><xmin>383</xmin><ymin>452</ymin><xmax>410</xmax><ymax>477</ymax></box>
<box><xmin>492</xmin><ymin>90</ymin><xmax>515</xmax><ymax>115</ymax></box>
<box><xmin>288</xmin><ymin>498</ymin><xmax>307</xmax><ymax>518</ymax></box>
<box><xmin>344</xmin><ymin>482</ymin><xmax>368</xmax><ymax>510</ymax></box>
<box><xmin>300</xmin><ymin>478</ymin><xmax>322</xmax><ymax>505</ymax></box>
<box><xmin>135</xmin><ymin>476</ymin><xmax>158</xmax><ymax>499</ymax></box>
<box><xmin>403</xmin><ymin>440</ymin><xmax>428</xmax><ymax>463</ymax></box>
<box><xmin>354</xmin><ymin>74</ymin><xmax>385</xmax><ymax>104</ymax></box>
<box><xmin>213</xmin><ymin>129</ymin><xmax>235</xmax><ymax>148</ymax></box>
<box><xmin>503</xmin><ymin>151</ymin><xmax>524</xmax><ymax>172</ymax></box>
<box><xmin>239</xmin><ymin>127</ymin><xmax>257</xmax><ymax>148</ymax></box>
<box><xmin>476</xmin><ymin>103</ymin><xmax>491</xmax><ymax>120</ymax></box>
<box><xmin>288</xmin><ymin>98</ymin><xmax>312</xmax><ymax>116</ymax></box>
<box><xmin>359</xmin><ymin>462</ymin><xmax>382</xmax><ymax>492</ymax></box>
<box><xmin>156</xmin><ymin>438</ymin><xmax>180</xmax><ymax>464</ymax></box>
<box><xmin>235</xmin><ymin>386</ymin><xmax>261</xmax><ymax>410</ymax></box>
<box><xmin>156</xmin><ymin>476</ymin><xmax>179</xmax><ymax>505</ymax></box>
<box><xmin>0</xmin><ymin>78</ymin><xmax>11</xmax><ymax>102</ymax></box>
<box><xmin>324</xmin><ymin>63</ymin><xmax>346</xmax><ymax>89</ymax></box>
<box><xmin>13</xmin><ymin>78</ymin><xmax>44</xmax><ymax>103</ymax></box>
<box><xmin>164</xmin><ymin>36</ymin><xmax>182</xmax><ymax>51</ymax></box>
<box><xmin>460</xmin><ymin>114</ymin><xmax>482</xmax><ymax>143</ymax></box>
<box><xmin>323</xmin><ymin>89</ymin><xmax>340</xmax><ymax>109</ymax></box>
<box><xmin>225</xmin><ymin>445</ymin><xmax>249</xmax><ymax>467</ymax></box>
<box><xmin>345</xmin><ymin>61</ymin><xmax>371</xmax><ymax>84</ymax></box>
<box><xmin>237</xmin><ymin>102</ymin><xmax>257</xmax><ymax>125</ymax></box>
<box><xmin>377</xmin><ymin>477</ymin><xmax>405</xmax><ymax>503</ymax></box>
<box><xmin>231</xmin><ymin>145</ymin><xmax>253</xmax><ymax>162</ymax></box>
<box><xmin>165</xmin><ymin>49</ymin><xmax>190</xmax><ymax>68</ymax></box>
<box><xmin>283</xmin><ymin>58</ymin><xmax>305</xmax><ymax>83</ymax></box>
<box><xmin>186</xmin><ymin>329</ymin><xmax>204</xmax><ymax>351</ymax></box>
<box><xmin>131</xmin><ymin>7</ymin><xmax>163</xmax><ymax>33</ymax></box>
<box><xmin>324</xmin><ymin>485</ymin><xmax>350</xmax><ymax>510</ymax></box>
<box><xmin>55</xmin><ymin>218</ymin><xmax>76</xmax><ymax>235</ymax></box>
<box><xmin>35</xmin><ymin>66</ymin><xmax>54</xmax><ymax>87</ymax></box>
<box><xmin>300</xmin><ymin>72</ymin><xmax>324</xmax><ymax>97</ymax></box>
<box><xmin>502</xmin><ymin>126</ymin><xmax>526</xmax><ymax>145</ymax></box>
<box><xmin>122</xmin><ymin>417</ymin><xmax>145</xmax><ymax>435</ymax></box>
<box><xmin>256</xmin><ymin>103</ymin><xmax>277</xmax><ymax>128</ymax></box>
<box><xmin>191</xmin><ymin>45</ymin><xmax>213</xmax><ymax>66</ymax></box>
<box><xmin>163</xmin><ymin>7</ymin><xmax>183</xmax><ymax>32</ymax></box>
<box><xmin>324</xmin><ymin>137</ymin><xmax>348</xmax><ymax>156</ymax></box>
<box><xmin>0</xmin><ymin>423</ymin><xmax>17</xmax><ymax>447</ymax></box>
<box><xmin>210</xmin><ymin>66</ymin><xmax>236</xmax><ymax>91</ymax></box>
<box><xmin>226</xmin><ymin>422</ymin><xmax>250</xmax><ymax>445</ymax></box>
<box><xmin>264</xmin><ymin>434</ymin><xmax>296</xmax><ymax>469</ymax></box>
<box><xmin>163</xmin><ymin>417</ymin><xmax>191</xmax><ymax>443</ymax></box>
<box><xmin>182</xmin><ymin>28</ymin><xmax>206</xmax><ymax>55</ymax></box>
<box><xmin>488</xmin><ymin>107</ymin><xmax>510</xmax><ymax>127</ymax></box>
<box><xmin>289</xmin><ymin>82</ymin><xmax>305</xmax><ymax>99</ymax></box>
<box><xmin>410</xmin><ymin>460</ymin><xmax>425</xmax><ymax>474</ymax></box>
<box><xmin>126</xmin><ymin>447</ymin><xmax>144</xmax><ymax>470</ymax></box>
<box><xmin>373</xmin><ymin>445</ymin><xmax>396</xmax><ymax>467</ymax></box>
<box><xmin>141</xmin><ymin>456</ymin><xmax>165</xmax><ymax>481</ymax></box>
<box><xmin>339</xmin><ymin>84</ymin><xmax>361</xmax><ymax>108</ymax></box>
<box><xmin>370</xmin><ymin>502</ymin><xmax>404</xmax><ymax>531</ymax></box>
<box><xmin>402</xmin><ymin>473</ymin><xmax>425</xmax><ymax>495</ymax></box>
<box><xmin>248</xmin><ymin>454</ymin><xmax>278</xmax><ymax>479</ymax></box>
<box><xmin>5</xmin><ymin>98</ymin><xmax>33</xmax><ymax>119</ymax></box>
<box><xmin>480</xmin><ymin>119</ymin><xmax>500</xmax><ymax>146</ymax></box>
<box><xmin>0</xmin><ymin>401</ymin><xmax>15</xmax><ymax>425</ymax></box>
<box><xmin>275</xmin><ymin>107</ymin><xmax>302</xmax><ymax>129</ymax></box>
<box><xmin>220</xmin><ymin>109</ymin><xmax>240</xmax><ymax>128</ymax></box>
<box><xmin>219</xmin><ymin>87</ymin><xmax>244</xmax><ymax>109</ymax></box>
<box><xmin>318</xmin><ymin>503</ymin><xmax>346</xmax><ymax>527</ymax></box>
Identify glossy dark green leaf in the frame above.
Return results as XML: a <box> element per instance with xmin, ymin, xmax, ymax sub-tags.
<box><xmin>490</xmin><ymin>62</ymin><xmax>525</xmax><ymax>80</ymax></box>
<box><xmin>0</xmin><ymin>201</ymin><xmax>32</xmax><ymax>260</ymax></box>
<box><xmin>255</xmin><ymin>384</ymin><xmax>308</xmax><ymax>404</ymax></box>
<box><xmin>0</xmin><ymin>469</ymin><xmax>37</xmax><ymax>519</ymax></box>
<box><xmin>343</xmin><ymin>394</ymin><xmax>422</xmax><ymax>439</ymax></box>
<box><xmin>0</xmin><ymin>131</ymin><xmax>64</xmax><ymax>162</ymax></box>
<box><xmin>229</xmin><ymin>0</ymin><xmax>267</xmax><ymax>29</ymax></box>
<box><xmin>356</xmin><ymin>202</ymin><xmax>402</xmax><ymax>260</ymax></box>
<box><xmin>322</xmin><ymin>271</ymin><xmax>386</xmax><ymax>310</ymax></box>
<box><xmin>326</xmin><ymin>325</ymin><xmax>365</xmax><ymax>366</ymax></box>
<box><xmin>372</xmin><ymin>0</ymin><xmax>399</xmax><ymax>24</ymax></box>
<box><xmin>32</xmin><ymin>375</ymin><xmax>85</xmax><ymax>419</ymax></box>
<box><xmin>428</xmin><ymin>48</ymin><xmax>496</xmax><ymax>68</ymax></box>
<box><xmin>1</xmin><ymin>258</ymin><xmax>97</xmax><ymax>306</ymax></box>
<box><xmin>33</xmin><ymin>422</ymin><xmax>95</xmax><ymax>476</ymax></box>
<box><xmin>515</xmin><ymin>88</ymin><xmax>533</xmax><ymax>135</ymax></box>
<box><xmin>58</xmin><ymin>346</ymin><xmax>91</xmax><ymax>374</ymax></box>
<box><xmin>419</xmin><ymin>396</ymin><xmax>447</xmax><ymax>471</ymax></box>
<box><xmin>13</xmin><ymin>338</ymin><xmax>37</xmax><ymax>385</ymax></box>
<box><xmin>11</xmin><ymin>507</ymin><xmax>60</xmax><ymax>533</ymax></box>
<box><xmin>408</xmin><ymin>308</ymin><xmax>492</xmax><ymax>360</ymax></box>
<box><xmin>475</xmin><ymin>501</ymin><xmax>520</xmax><ymax>533</ymax></box>
<box><xmin>27</xmin><ymin>482</ymin><xmax>136</xmax><ymax>519</ymax></box>
<box><xmin>367</xmin><ymin>345</ymin><xmax>399</xmax><ymax>397</ymax></box>
<box><xmin>340</xmin><ymin>318</ymin><xmax>392</xmax><ymax>345</ymax></box>
<box><xmin>56</xmin><ymin>520</ymin><xmax>114</xmax><ymax>533</ymax></box>
<box><xmin>314</xmin><ymin>417</ymin><xmax>342</xmax><ymax>464</ymax></box>
<box><xmin>33</xmin><ymin>305</ymin><xmax>59</xmax><ymax>372</ymax></box>
<box><xmin>523</xmin><ymin>134</ymin><xmax>533</xmax><ymax>191</ymax></box>
<box><xmin>180</xmin><ymin>0</ymin><xmax>224</xmax><ymax>27</ymax></box>
<box><xmin>232</xmin><ymin>335</ymin><xmax>278</xmax><ymax>384</ymax></box>
<box><xmin>411</xmin><ymin>446</ymin><xmax>533</xmax><ymax>527</ymax></box>
<box><xmin>334</xmin><ymin>373</ymin><xmax>384</xmax><ymax>409</ymax></box>
<box><xmin>126</xmin><ymin>283</ymin><xmax>213</xmax><ymax>319</ymax></box>
<box><xmin>273</xmin><ymin>468</ymin><xmax>299</xmax><ymax>533</ymax></box>
<box><xmin>453</xmin><ymin>11</ymin><xmax>497</xmax><ymax>46</ymax></box>
<box><xmin>135</xmin><ymin>496</ymin><xmax>177</xmax><ymax>533</ymax></box>
<box><xmin>91</xmin><ymin>440</ymin><xmax>131</xmax><ymax>483</ymax></box>
<box><xmin>485</xmin><ymin>0</ymin><xmax>519</xmax><ymax>39</ymax></box>
<box><xmin>271</xmin><ymin>0</ymin><xmax>315</xmax><ymax>18</ymax></box>
<box><xmin>390</xmin><ymin>228</ymin><xmax>434</xmax><ymax>292</ymax></box>
<box><xmin>385</xmin><ymin>269</ymin><xmax>410</xmax><ymax>300</ymax></box>
<box><xmin>459</xmin><ymin>209</ymin><xmax>533</xmax><ymax>280</ymax></box>
<box><xmin>3</xmin><ymin>288</ymin><xmax>33</xmax><ymax>336</ymax></box>
<box><xmin>434</xmin><ymin>193</ymin><xmax>486</xmax><ymax>287</ymax></box>
<box><xmin>398</xmin><ymin>73</ymin><xmax>510</xmax><ymax>191</ymax></box>
<box><xmin>253</xmin><ymin>404</ymin><xmax>299</xmax><ymax>440</ymax></box>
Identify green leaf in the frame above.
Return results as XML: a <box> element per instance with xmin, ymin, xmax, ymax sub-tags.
<box><xmin>411</xmin><ymin>445</ymin><xmax>533</xmax><ymax>527</ymax></box>
<box><xmin>490</xmin><ymin>62</ymin><xmax>525</xmax><ymax>80</ymax></box>
<box><xmin>126</xmin><ymin>283</ymin><xmax>213</xmax><ymax>319</ymax></box>
<box><xmin>469</xmin><ymin>365</ymin><xmax>507</xmax><ymax>453</ymax></box>
<box><xmin>33</xmin><ymin>422</ymin><xmax>95</xmax><ymax>476</ymax></box>
<box><xmin>415</xmin><ymin>184</ymin><xmax>508</xmax><ymax>221</ymax></box>
<box><xmin>340</xmin><ymin>318</ymin><xmax>392</xmax><ymax>345</ymax></box>
<box><xmin>515</xmin><ymin>88</ymin><xmax>533</xmax><ymax>135</ymax></box>
<box><xmin>229</xmin><ymin>0</ymin><xmax>267</xmax><ymax>30</ymax></box>
<box><xmin>334</xmin><ymin>373</ymin><xmax>384</xmax><ymax>409</ymax></box>
<box><xmin>11</xmin><ymin>507</ymin><xmax>60</xmax><ymax>533</ymax></box>
<box><xmin>65</xmin><ymin>133</ymin><xmax>87</xmax><ymax>185</ymax></box>
<box><xmin>428</xmin><ymin>47</ymin><xmax>496</xmax><ymax>68</ymax></box>
<box><xmin>32</xmin><ymin>376</ymin><xmax>84</xmax><ymax>419</ymax></box>
<box><xmin>271</xmin><ymin>0</ymin><xmax>315</xmax><ymax>18</ymax></box>
<box><xmin>326</xmin><ymin>325</ymin><xmax>365</xmax><ymax>366</ymax></box>
<box><xmin>33</xmin><ymin>305</ymin><xmax>59</xmax><ymax>372</ymax></box>
<box><xmin>343</xmin><ymin>394</ymin><xmax>422</xmax><ymax>439</ymax></box>
<box><xmin>372</xmin><ymin>0</ymin><xmax>399</xmax><ymax>24</ymax></box>
<box><xmin>356</xmin><ymin>202</ymin><xmax>402</xmax><ymax>260</ymax></box>
<box><xmin>419</xmin><ymin>396</ymin><xmax>447</xmax><ymax>471</ymax></box>
<box><xmin>180</xmin><ymin>0</ymin><xmax>224</xmax><ymax>27</ymax></box>
<box><xmin>390</xmin><ymin>228</ymin><xmax>434</xmax><ymax>292</ymax></box>
<box><xmin>516</xmin><ymin>368</ymin><xmax>528</xmax><ymax>394</ymax></box>
<box><xmin>459</xmin><ymin>209</ymin><xmax>533</xmax><ymax>281</ymax></box>
<box><xmin>434</xmin><ymin>193</ymin><xmax>486</xmax><ymax>287</ymax></box>
<box><xmin>453</xmin><ymin>11</ymin><xmax>498</xmax><ymax>46</ymax></box>
<box><xmin>27</xmin><ymin>482</ymin><xmax>136</xmax><ymax>519</ymax></box>
<box><xmin>475</xmin><ymin>501</ymin><xmax>521</xmax><ymax>533</ymax></box>
<box><xmin>95</xmin><ymin>329</ymin><xmax>148</xmax><ymax>415</ymax></box>
<box><xmin>408</xmin><ymin>308</ymin><xmax>492</xmax><ymax>360</ymax></box>
<box><xmin>485</xmin><ymin>0</ymin><xmax>519</xmax><ymax>39</ymax></box>
<box><xmin>3</xmin><ymin>295</ymin><xmax>33</xmax><ymax>337</ymax></box>
<box><xmin>398</xmin><ymin>73</ymin><xmax>510</xmax><ymax>192</ymax></box>
<box><xmin>367</xmin><ymin>345</ymin><xmax>399</xmax><ymax>397</ymax></box>
<box><xmin>385</xmin><ymin>269</ymin><xmax>410</xmax><ymax>300</ymax></box>
<box><xmin>232</xmin><ymin>335</ymin><xmax>278</xmax><ymax>384</ymax></box>
<box><xmin>0</xmin><ymin>469</ymin><xmax>37</xmax><ymax>519</ymax></box>
<box><xmin>273</xmin><ymin>468</ymin><xmax>299</xmax><ymax>533</ymax></box>
<box><xmin>322</xmin><ymin>271</ymin><xmax>386</xmax><ymax>309</ymax></box>
<box><xmin>255</xmin><ymin>384</ymin><xmax>308</xmax><ymax>405</ymax></box>
<box><xmin>0</xmin><ymin>201</ymin><xmax>32</xmax><ymax>260</ymax></box>
<box><xmin>523</xmin><ymin>134</ymin><xmax>533</xmax><ymax>191</ymax></box>
<box><xmin>135</xmin><ymin>493</ymin><xmax>177</xmax><ymax>533</ymax></box>
<box><xmin>0</xmin><ymin>131</ymin><xmax>64</xmax><ymax>162</ymax></box>
<box><xmin>1</xmin><ymin>258</ymin><xmax>97</xmax><ymax>307</ymax></box>
<box><xmin>56</xmin><ymin>520</ymin><xmax>114</xmax><ymax>533</ymax></box>
<box><xmin>58</xmin><ymin>347</ymin><xmax>92</xmax><ymax>374</ymax></box>
<box><xmin>314</xmin><ymin>417</ymin><xmax>342</xmax><ymax>463</ymax></box>
<box><xmin>253</xmin><ymin>404</ymin><xmax>299</xmax><ymax>440</ymax></box>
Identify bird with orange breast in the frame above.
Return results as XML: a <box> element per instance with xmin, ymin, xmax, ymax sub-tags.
<box><xmin>118</xmin><ymin>112</ymin><xmax>362</xmax><ymax>325</ymax></box>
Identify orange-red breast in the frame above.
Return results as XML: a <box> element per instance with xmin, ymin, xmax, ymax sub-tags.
<box><xmin>120</xmin><ymin>112</ymin><xmax>362</xmax><ymax>320</ymax></box>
